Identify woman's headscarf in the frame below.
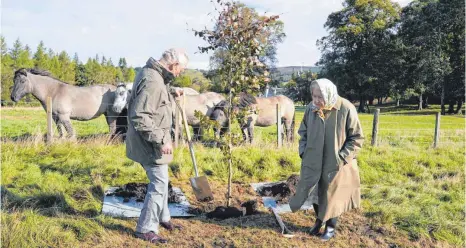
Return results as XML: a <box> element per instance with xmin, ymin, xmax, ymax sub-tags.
<box><xmin>310</xmin><ymin>78</ymin><xmax>339</xmax><ymax>117</ymax></box>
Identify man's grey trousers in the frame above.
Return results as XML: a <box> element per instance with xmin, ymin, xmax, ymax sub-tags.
<box><xmin>136</xmin><ymin>164</ymin><xmax>170</xmax><ymax>234</ymax></box>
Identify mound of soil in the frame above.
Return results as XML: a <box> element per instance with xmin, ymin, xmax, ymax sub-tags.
<box><xmin>167</xmin><ymin>183</ymin><xmax>184</xmax><ymax>203</ymax></box>
<box><xmin>206</xmin><ymin>206</ymin><xmax>245</xmax><ymax>219</ymax></box>
<box><xmin>257</xmin><ymin>174</ymin><xmax>299</xmax><ymax>203</ymax></box>
<box><xmin>186</xmin><ymin>207</ymin><xmax>204</xmax><ymax>215</ymax></box>
<box><xmin>198</xmin><ymin>196</ymin><xmax>214</xmax><ymax>202</ymax></box>
<box><xmin>285</xmin><ymin>174</ymin><xmax>299</xmax><ymax>194</ymax></box>
<box><xmin>206</xmin><ymin>200</ymin><xmax>258</xmax><ymax>220</ymax></box>
<box><xmin>241</xmin><ymin>200</ymin><xmax>259</xmax><ymax>215</ymax></box>
<box><xmin>108</xmin><ymin>182</ymin><xmax>183</xmax><ymax>203</ymax></box>
<box><xmin>110</xmin><ymin>182</ymin><xmax>146</xmax><ymax>202</ymax></box>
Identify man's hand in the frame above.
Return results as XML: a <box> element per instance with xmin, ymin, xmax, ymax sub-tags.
<box><xmin>174</xmin><ymin>87</ymin><xmax>184</xmax><ymax>97</ymax></box>
<box><xmin>161</xmin><ymin>142</ymin><xmax>173</xmax><ymax>154</ymax></box>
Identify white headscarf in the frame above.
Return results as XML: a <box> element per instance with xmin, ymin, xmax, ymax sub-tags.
<box><xmin>310</xmin><ymin>78</ymin><xmax>339</xmax><ymax>110</ymax></box>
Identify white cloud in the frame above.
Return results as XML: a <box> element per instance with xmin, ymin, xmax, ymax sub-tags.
<box><xmin>186</xmin><ymin>61</ymin><xmax>209</xmax><ymax>70</ymax></box>
<box><xmin>2</xmin><ymin>0</ymin><xmax>413</xmax><ymax>69</ymax></box>
<box><xmin>81</xmin><ymin>27</ymin><xmax>89</xmax><ymax>34</ymax></box>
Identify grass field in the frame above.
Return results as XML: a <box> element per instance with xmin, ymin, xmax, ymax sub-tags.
<box><xmin>1</xmin><ymin>104</ymin><xmax>464</xmax><ymax>247</ymax></box>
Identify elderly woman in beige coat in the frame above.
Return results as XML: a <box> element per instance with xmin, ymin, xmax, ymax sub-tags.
<box><xmin>289</xmin><ymin>78</ymin><xmax>364</xmax><ymax>241</ymax></box>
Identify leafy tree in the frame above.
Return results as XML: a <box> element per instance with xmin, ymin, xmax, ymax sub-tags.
<box><xmin>33</xmin><ymin>41</ymin><xmax>49</xmax><ymax>69</ymax></box>
<box><xmin>118</xmin><ymin>57</ymin><xmax>127</xmax><ymax>69</ymax></box>
<box><xmin>57</xmin><ymin>51</ymin><xmax>75</xmax><ymax>82</ymax></box>
<box><xmin>0</xmin><ymin>38</ymin><xmax>136</xmax><ymax>91</ymax></box>
<box><xmin>194</xmin><ymin>0</ymin><xmax>282</xmax><ymax>206</ymax></box>
<box><xmin>10</xmin><ymin>38</ymin><xmax>23</xmax><ymax>69</ymax></box>
<box><xmin>284</xmin><ymin>71</ymin><xmax>318</xmax><ymax>105</ymax></box>
<box><xmin>49</xmin><ymin>54</ymin><xmax>61</xmax><ymax>78</ymax></box>
<box><xmin>75</xmin><ymin>62</ymin><xmax>88</xmax><ymax>86</ymax></box>
<box><xmin>399</xmin><ymin>0</ymin><xmax>451</xmax><ymax>111</ymax></box>
<box><xmin>73</xmin><ymin>53</ymin><xmax>80</xmax><ymax>64</ymax></box>
<box><xmin>440</xmin><ymin>0</ymin><xmax>465</xmax><ymax>114</ymax></box>
<box><xmin>125</xmin><ymin>67</ymin><xmax>136</xmax><ymax>82</ymax></box>
<box><xmin>9</xmin><ymin>39</ymin><xmax>33</xmax><ymax>70</ymax></box>
<box><xmin>207</xmin><ymin>3</ymin><xmax>285</xmax><ymax>93</ymax></box>
<box><xmin>173</xmin><ymin>74</ymin><xmax>192</xmax><ymax>88</ymax></box>
<box><xmin>173</xmin><ymin>69</ymin><xmax>212</xmax><ymax>92</ymax></box>
<box><xmin>317</xmin><ymin>0</ymin><xmax>401</xmax><ymax>112</ymax></box>
<box><xmin>101</xmin><ymin>56</ymin><xmax>107</xmax><ymax>66</ymax></box>
<box><xmin>1</xmin><ymin>36</ymin><xmax>14</xmax><ymax>101</ymax></box>
<box><xmin>115</xmin><ymin>67</ymin><xmax>124</xmax><ymax>82</ymax></box>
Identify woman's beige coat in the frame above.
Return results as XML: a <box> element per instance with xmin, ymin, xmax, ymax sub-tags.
<box><xmin>290</xmin><ymin>97</ymin><xmax>364</xmax><ymax>222</ymax></box>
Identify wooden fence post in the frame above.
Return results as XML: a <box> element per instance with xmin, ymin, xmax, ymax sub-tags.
<box><xmin>46</xmin><ymin>96</ymin><xmax>53</xmax><ymax>144</ymax></box>
<box><xmin>371</xmin><ymin>109</ymin><xmax>380</xmax><ymax>146</ymax></box>
<box><xmin>277</xmin><ymin>103</ymin><xmax>282</xmax><ymax>148</ymax></box>
<box><xmin>434</xmin><ymin>112</ymin><xmax>441</xmax><ymax>148</ymax></box>
<box><xmin>174</xmin><ymin>98</ymin><xmax>180</xmax><ymax>148</ymax></box>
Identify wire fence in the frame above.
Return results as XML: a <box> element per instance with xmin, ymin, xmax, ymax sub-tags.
<box><xmin>2</xmin><ymin>99</ymin><xmax>464</xmax><ymax>148</ymax></box>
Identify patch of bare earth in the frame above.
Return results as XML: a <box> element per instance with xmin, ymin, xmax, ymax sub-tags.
<box><xmin>91</xmin><ymin>181</ymin><xmax>457</xmax><ymax>248</ymax></box>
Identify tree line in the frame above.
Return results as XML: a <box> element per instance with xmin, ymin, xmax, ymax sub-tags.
<box><xmin>316</xmin><ymin>0</ymin><xmax>464</xmax><ymax>114</ymax></box>
<box><xmin>3</xmin><ymin>0</ymin><xmax>463</xmax><ymax>114</ymax></box>
<box><xmin>1</xmin><ymin>37</ymin><xmax>136</xmax><ymax>102</ymax></box>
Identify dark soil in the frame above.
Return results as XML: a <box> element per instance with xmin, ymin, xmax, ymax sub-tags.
<box><xmin>198</xmin><ymin>196</ymin><xmax>214</xmax><ymax>202</ymax></box>
<box><xmin>206</xmin><ymin>200</ymin><xmax>258</xmax><ymax>220</ymax></box>
<box><xmin>285</xmin><ymin>174</ymin><xmax>299</xmax><ymax>194</ymax></box>
<box><xmin>186</xmin><ymin>207</ymin><xmax>204</xmax><ymax>215</ymax></box>
<box><xmin>108</xmin><ymin>182</ymin><xmax>183</xmax><ymax>203</ymax></box>
<box><xmin>109</xmin><ymin>182</ymin><xmax>146</xmax><ymax>202</ymax></box>
<box><xmin>241</xmin><ymin>200</ymin><xmax>258</xmax><ymax>215</ymax></box>
<box><xmin>257</xmin><ymin>174</ymin><xmax>299</xmax><ymax>203</ymax></box>
<box><xmin>167</xmin><ymin>182</ymin><xmax>183</xmax><ymax>203</ymax></box>
<box><xmin>146</xmin><ymin>181</ymin><xmax>450</xmax><ymax>248</ymax></box>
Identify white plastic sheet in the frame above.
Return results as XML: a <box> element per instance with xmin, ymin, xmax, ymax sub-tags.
<box><xmin>250</xmin><ymin>182</ymin><xmax>314</xmax><ymax>214</ymax></box>
<box><xmin>102</xmin><ymin>186</ymin><xmax>196</xmax><ymax>218</ymax></box>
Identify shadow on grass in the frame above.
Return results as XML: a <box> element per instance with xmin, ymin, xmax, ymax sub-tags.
<box><xmin>367</xmin><ymin>103</ymin><xmax>465</xmax><ymax>116</ymax></box>
<box><xmin>1</xmin><ymin>132</ymin><xmax>126</xmax><ymax>145</ymax></box>
<box><xmin>1</xmin><ymin>186</ymin><xmax>82</xmax><ymax>216</ymax></box>
<box><xmin>0</xmin><ymin>133</ymin><xmax>46</xmax><ymax>142</ymax></box>
<box><xmin>38</xmin><ymin>162</ymin><xmax>97</xmax><ymax>177</ymax></box>
<box><xmin>387</xmin><ymin>111</ymin><xmax>441</xmax><ymax>116</ymax></box>
<box><xmin>1</xmin><ymin>186</ymin><xmax>138</xmax><ymax>237</ymax></box>
<box><xmin>92</xmin><ymin>217</ymin><xmax>136</xmax><ymax>236</ymax></box>
<box><xmin>76</xmin><ymin>133</ymin><xmax>125</xmax><ymax>144</ymax></box>
<box><xmin>1</xmin><ymin>186</ymin><xmax>101</xmax><ymax>217</ymax></box>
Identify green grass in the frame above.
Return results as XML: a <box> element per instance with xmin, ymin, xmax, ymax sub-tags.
<box><xmin>1</xmin><ymin>104</ymin><xmax>464</xmax><ymax>247</ymax></box>
<box><xmin>1</xmin><ymin>108</ymin><xmax>109</xmax><ymax>139</ymax></box>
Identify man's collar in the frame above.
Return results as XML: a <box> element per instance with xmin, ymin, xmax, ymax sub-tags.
<box><xmin>145</xmin><ymin>57</ymin><xmax>175</xmax><ymax>84</ymax></box>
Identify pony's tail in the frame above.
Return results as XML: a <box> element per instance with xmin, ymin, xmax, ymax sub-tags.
<box><xmin>291</xmin><ymin>110</ymin><xmax>296</xmax><ymax>142</ymax></box>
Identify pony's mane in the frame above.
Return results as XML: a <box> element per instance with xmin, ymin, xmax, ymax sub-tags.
<box><xmin>15</xmin><ymin>68</ymin><xmax>69</xmax><ymax>85</ymax></box>
<box><xmin>212</xmin><ymin>100</ymin><xmax>230</xmax><ymax>119</ymax></box>
<box><xmin>238</xmin><ymin>92</ymin><xmax>257</xmax><ymax>108</ymax></box>
<box><xmin>26</xmin><ymin>68</ymin><xmax>52</xmax><ymax>76</ymax></box>
<box><xmin>213</xmin><ymin>100</ymin><xmax>230</xmax><ymax>111</ymax></box>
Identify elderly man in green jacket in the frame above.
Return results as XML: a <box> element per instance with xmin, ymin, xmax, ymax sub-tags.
<box><xmin>126</xmin><ymin>48</ymin><xmax>188</xmax><ymax>244</ymax></box>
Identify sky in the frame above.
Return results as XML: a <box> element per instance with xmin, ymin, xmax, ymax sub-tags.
<box><xmin>2</xmin><ymin>0</ymin><xmax>413</xmax><ymax>70</ymax></box>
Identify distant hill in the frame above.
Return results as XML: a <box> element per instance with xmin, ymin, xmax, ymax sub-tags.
<box><xmin>274</xmin><ymin>66</ymin><xmax>322</xmax><ymax>75</ymax></box>
<box><xmin>271</xmin><ymin>66</ymin><xmax>322</xmax><ymax>82</ymax></box>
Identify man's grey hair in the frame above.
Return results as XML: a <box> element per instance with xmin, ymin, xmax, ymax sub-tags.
<box><xmin>159</xmin><ymin>48</ymin><xmax>189</xmax><ymax>67</ymax></box>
